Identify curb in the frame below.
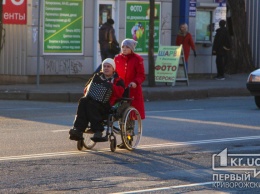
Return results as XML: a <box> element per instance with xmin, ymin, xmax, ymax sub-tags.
<box><xmin>0</xmin><ymin>88</ymin><xmax>251</xmax><ymax>102</ymax></box>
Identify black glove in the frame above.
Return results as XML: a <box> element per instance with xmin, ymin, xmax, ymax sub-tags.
<box><xmin>193</xmin><ymin>50</ymin><xmax>197</xmax><ymax>57</ymax></box>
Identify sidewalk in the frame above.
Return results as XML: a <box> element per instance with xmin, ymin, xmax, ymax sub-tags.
<box><xmin>0</xmin><ymin>74</ymin><xmax>250</xmax><ymax>102</ymax></box>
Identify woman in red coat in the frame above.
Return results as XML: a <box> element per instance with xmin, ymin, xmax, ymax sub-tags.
<box><xmin>176</xmin><ymin>23</ymin><xmax>196</xmax><ymax>71</ymax></box>
<box><xmin>114</xmin><ymin>39</ymin><xmax>146</xmax><ymax>119</ymax></box>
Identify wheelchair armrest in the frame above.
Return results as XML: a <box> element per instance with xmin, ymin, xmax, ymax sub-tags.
<box><xmin>120</xmin><ymin>97</ymin><xmax>133</xmax><ymax>102</ymax></box>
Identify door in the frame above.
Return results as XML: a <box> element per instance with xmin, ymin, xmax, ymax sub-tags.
<box><xmin>95</xmin><ymin>1</ymin><xmax>116</xmax><ymax>70</ymax></box>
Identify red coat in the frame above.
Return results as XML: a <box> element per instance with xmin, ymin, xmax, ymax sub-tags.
<box><xmin>109</xmin><ymin>74</ymin><xmax>125</xmax><ymax>106</ymax></box>
<box><xmin>176</xmin><ymin>32</ymin><xmax>195</xmax><ymax>62</ymax></box>
<box><xmin>114</xmin><ymin>53</ymin><xmax>146</xmax><ymax>119</ymax></box>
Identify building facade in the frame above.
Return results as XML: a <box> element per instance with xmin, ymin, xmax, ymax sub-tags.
<box><xmin>0</xmin><ymin>0</ymin><xmax>258</xmax><ymax>84</ymax></box>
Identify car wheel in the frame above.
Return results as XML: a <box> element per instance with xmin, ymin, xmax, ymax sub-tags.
<box><xmin>254</xmin><ymin>96</ymin><xmax>260</xmax><ymax>108</ymax></box>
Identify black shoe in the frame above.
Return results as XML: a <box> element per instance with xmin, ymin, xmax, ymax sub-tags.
<box><xmin>117</xmin><ymin>143</ymin><xmax>126</xmax><ymax>149</ymax></box>
<box><xmin>69</xmin><ymin>128</ymin><xmax>83</xmax><ymax>141</ymax></box>
<box><xmin>216</xmin><ymin>76</ymin><xmax>225</xmax><ymax>80</ymax></box>
<box><xmin>90</xmin><ymin>131</ymin><xmax>108</xmax><ymax>142</ymax></box>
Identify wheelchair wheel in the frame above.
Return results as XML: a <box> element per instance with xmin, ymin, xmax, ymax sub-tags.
<box><xmin>77</xmin><ymin>140</ymin><xmax>84</xmax><ymax>151</ymax></box>
<box><xmin>110</xmin><ymin>135</ymin><xmax>117</xmax><ymax>152</ymax></box>
<box><xmin>120</xmin><ymin>106</ymin><xmax>142</xmax><ymax>151</ymax></box>
<box><xmin>82</xmin><ymin>132</ymin><xmax>96</xmax><ymax>149</ymax></box>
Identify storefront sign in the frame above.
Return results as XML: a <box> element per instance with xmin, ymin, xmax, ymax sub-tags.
<box><xmin>3</xmin><ymin>0</ymin><xmax>27</xmax><ymax>24</ymax></box>
<box><xmin>43</xmin><ymin>0</ymin><xmax>84</xmax><ymax>54</ymax></box>
<box><xmin>189</xmin><ymin>0</ymin><xmax>196</xmax><ymax>17</ymax></box>
<box><xmin>155</xmin><ymin>46</ymin><xmax>182</xmax><ymax>84</ymax></box>
<box><xmin>126</xmin><ymin>2</ymin><xmax>161</xmax><ymax>54</ymax></box>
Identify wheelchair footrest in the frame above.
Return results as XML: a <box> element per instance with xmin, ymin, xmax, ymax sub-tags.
<box><xmin>90</xmin><ymin>136</ymin><xmax>108</xmax><ymax>142</ymax></box>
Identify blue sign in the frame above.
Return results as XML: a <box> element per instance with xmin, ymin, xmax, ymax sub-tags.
<box><xmin>189</xmin><ymin>0</ymin><xmax>196</xmax><ymax>17</ymax></box>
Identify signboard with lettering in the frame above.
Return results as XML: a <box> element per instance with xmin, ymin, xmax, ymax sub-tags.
<box><xmin>155</xmin><ymin>45</ymin><xmax>188</xmax><ymax>86</ymax></box>
<box><xmin>125</xmin><ymin>2</ymin><xmax>161</xmax><ymax>54</ymax></box>
<box><xmin>3</xmin><ymin>0</ymin><xmax>27</xmax><ymax>24</ymax></box>
<box><xmin>43</xmin><ymin>0</ymin><xmax>84</xmax><ymax>54</ymax></box>
<box><xmin>189</xmin><ymin>0</ymin><xmax>196</xmax><ymax>17</ymax></box>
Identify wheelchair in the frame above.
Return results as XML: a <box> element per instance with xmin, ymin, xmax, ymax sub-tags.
<box><xmin>76</xmin><ymin>96</ymin><xmax>142</xmax><ymax>152</ymax></box>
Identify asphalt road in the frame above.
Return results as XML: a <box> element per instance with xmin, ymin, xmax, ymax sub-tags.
<box><xmin>1</xmin><ymin>97</ymin><xmax>260</xmax><ymax>193</ymax></box>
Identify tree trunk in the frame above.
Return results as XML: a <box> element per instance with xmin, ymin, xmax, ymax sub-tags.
<box><xmin>226</xmin><ymin>0</ymin><xmax>255</xmax><ymax>74</ymax></box>
<box><xmin>148</xmin><ymin>0</ymin><xmax>155</xmax><ymax>87</ymax></box>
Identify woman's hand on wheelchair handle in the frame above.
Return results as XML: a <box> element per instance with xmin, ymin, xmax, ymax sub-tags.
<box><xmin>129</xmin><ymin>82</ymin><xmax>137</xmax><ymax>88</ymax></box>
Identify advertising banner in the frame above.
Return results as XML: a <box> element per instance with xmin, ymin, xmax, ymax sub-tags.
<box><xmin>126</xmin><ymin>2</ymin><xmax>160</xmax><ymax>54</ymax></box>
<box><xmin>155</xmin><ymin>45</ymin><xmax>182</xmax><ymax>84</ymax></box>
<box><xmin>3</xmin><ymin>0</ymin><xmax>27</xmax><ymax>24</ymax></box>
<box><xmin>43</xmin><ymin>0</ymin><xmax>84</xmax><ymax>54</ymax></box>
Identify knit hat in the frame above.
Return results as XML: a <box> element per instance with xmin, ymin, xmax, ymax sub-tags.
<box><xmin>102</xmin><ymin>58</ymin><xmax>115</xmax><ymax>70</ymax></box>
<box><xmin>121</xmin><ymin>39</ymin><xmax>138</xmax><ymax>52</ymax></box>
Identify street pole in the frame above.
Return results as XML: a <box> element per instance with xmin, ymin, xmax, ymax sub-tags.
<box><xmin>0</xmin><ymin>0</ymin><xmax>3</xmax><ymax>53</ymax></box>
<box><xmin>148</xmin><ymin>0</ymin><xmax>155</xmax><ymax>87</ymax></box>
<box><xmin>36</xmin><ymin>0</ymin><xmax>41</xmax><ymax>87</ymax></box>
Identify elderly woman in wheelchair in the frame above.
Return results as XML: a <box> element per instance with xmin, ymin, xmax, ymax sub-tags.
<box><xmin>69</xmin><ymin>58</ymin><xmax>142</xmax><ymax>152</ymax></box>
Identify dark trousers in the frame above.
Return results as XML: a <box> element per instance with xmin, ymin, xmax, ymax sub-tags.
<box><xmin>100</xmin><ymin>47</ymin><xmax>116</xmax><ymax>61</ymax></box>
<box><xmin>74</xmin><ymin>97</ymin><xmax>109</xmax><ymax>132</ymax></box>
<box><xmin>216</xmin><ymin>54</ymin><xmax>227</xmax><ymax>77</ymax></box>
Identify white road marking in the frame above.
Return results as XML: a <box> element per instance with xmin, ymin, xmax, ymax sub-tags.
<box><xmin>0</xmin><ymin>149</ymin><xmax>111</xmax><ymax>161</ymax></box>
<box><xmin>139</xmin><ymin>135</ymin><xmax>260</xmax><ymax>149</ymax></box>
<box><xmin>111</xmin><ymin>181</ymin><xmax>215</xmax><ymax>194</ymax></box>
<box><xmin>146</xmin><ymin>109</ymin><xmax>204</xmax><ymax>113</ymax></box>
<box><xmin>1</xmin><ymin>135</ymin><xmax>260</xmax><ymax>161</ymax></box>
<box><xmin>52</xmin><ymin>129</ymin><xmax>68</xmax><ymax>132</ymax></box>
<box><xmin>147</xmin><ymin>116</ymin><xmax>260</xmax><ymax>130</ymax></box>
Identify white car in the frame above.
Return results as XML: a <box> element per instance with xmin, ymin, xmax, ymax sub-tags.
<box><xmin>247</xmin><ymin>69</ymin><xmax>260</xmax><ymax>108</ymax></box>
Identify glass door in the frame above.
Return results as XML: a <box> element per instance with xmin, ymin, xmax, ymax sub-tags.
<box><xmin>96</xmin><ymin>1</ymin><xmax>116</xmax><ymax>68</ymax></box>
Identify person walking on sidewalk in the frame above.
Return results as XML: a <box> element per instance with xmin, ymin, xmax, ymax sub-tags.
<box><xmin>212</xmin><ymin>20</ymin><xmax>231</xmax><ymax>80</ymax></box>
<box><xmin>114</xmin><ymin>39</ymin><xmax>146</xmax><ymax>149</ymax></box>
<box><xmin>99</xmin><ymin>18</ymin><xmax>120</xmax><ymax>62</ymax></box>
<box><xmin>69</xmin><ymin>58</ymin><xmax>125</xmax><ymax>142</ymax></box>
<box><xmin>176</xmin><ymin>23</ymin><xmax>196</xmax><ymax>71</ymax></box>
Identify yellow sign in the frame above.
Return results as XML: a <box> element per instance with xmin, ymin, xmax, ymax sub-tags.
<box><xmin>155</xmin><ymin>45</ymin><xmax>182</xmax><ymax>83</ymax></box>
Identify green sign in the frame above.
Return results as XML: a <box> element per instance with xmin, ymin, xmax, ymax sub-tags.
<box><xmin>155</xmin><ymin>46</ymin><xmax>182</xmax><ymax>83</ymax></box>
<box><xmin>43</xmin><ymin>0</ymin><xmax>84</xmax><ymax>54</ymax></box>
<box><xmin>126</xmin><ymin>2</ymin><xmax>160</xmax><ymax>54</ymax></box>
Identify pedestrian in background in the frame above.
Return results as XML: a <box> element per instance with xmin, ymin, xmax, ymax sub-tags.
<box><xmin>99</xmin><ymin>18</ymin><xmax>119</xmax><ymax>62</ymax></box>
<box><xmin>212</xmin><ymin>20</ymin><xmax>231</xmax><ymax>80</ymax></box>
<box><xmin>176</xmin><ymin>23</ymin><xmax>196</xmax><ymax>71</ymax></box>
<box><xmin>114</xmin><ymin>39</ymin><xmax>146</xmax><ymax>148</ymax></box>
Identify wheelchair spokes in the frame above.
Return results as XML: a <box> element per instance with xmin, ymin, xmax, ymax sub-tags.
<box><xmin>120</xmin><ymin>107</ymin><xmax>142</xmax><ymax>151</ymax></box>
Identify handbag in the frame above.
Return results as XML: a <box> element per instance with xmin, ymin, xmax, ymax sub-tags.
<box><xmin>86</xmin><ymin>74</ymin><xmax>113</xmax><ymax>103</ymax></box>
<box><xmin>109</xmin><ymin>41</ymin><xmax>120</xmax><ymax>54</ymax></box>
